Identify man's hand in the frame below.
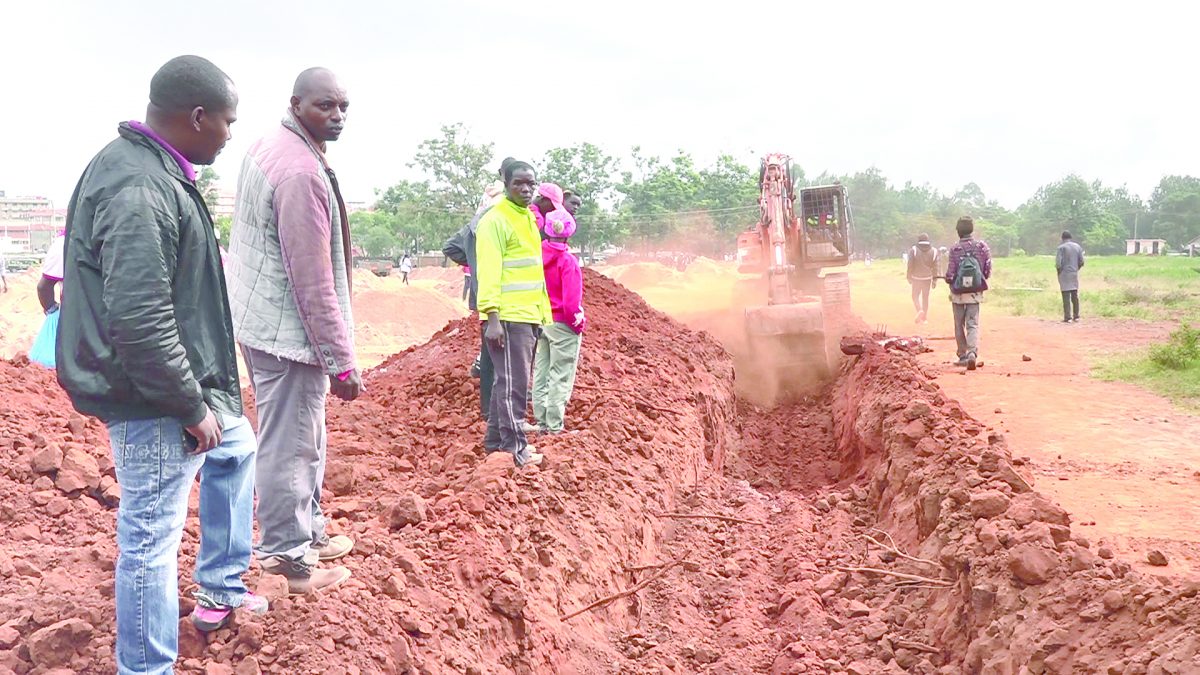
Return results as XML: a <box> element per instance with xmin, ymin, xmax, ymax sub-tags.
<box><xmin>330</xmin><ymin>369</ymin><xmax>364</xmax><ymax>401</ymax></box>
<box><xmin>485</xmin><ymin>312</ymin><xmax>504</xmax><ymax>348</ymax></box>
<box><xmin>184</xmin><ymin>407</ymin><xmax>222</xmax><ymax>454</ymax></box>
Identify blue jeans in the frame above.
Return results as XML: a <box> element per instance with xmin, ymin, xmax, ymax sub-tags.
<box><xmin>107</xmin><ymin>414</ymin><xmax>256</xmax><ymax>675</ymax></box>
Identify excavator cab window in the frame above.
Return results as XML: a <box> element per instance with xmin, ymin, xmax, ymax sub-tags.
<box><xmin>798</xmin><ymin>185</ymin><xmax>851</xmax><ymax>264</ymax></box>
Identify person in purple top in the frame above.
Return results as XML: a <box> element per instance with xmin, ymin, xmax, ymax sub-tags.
<box><xmin>57</xmin><ymin>55</ymin><xmax>265</xmax><ymax>673</ymax></box>
<box><xmin>944</xmin><ymin>216</ymin><xmax>993</xmax><ymax>370</ymax></box>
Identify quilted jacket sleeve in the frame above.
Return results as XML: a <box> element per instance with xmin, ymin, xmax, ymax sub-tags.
<box><xmin>274</xmin><ymin>172</ymin><xmax>356</xmax><ymax>374</ymax></box>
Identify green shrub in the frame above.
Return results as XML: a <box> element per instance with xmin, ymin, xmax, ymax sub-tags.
<box><xmin>1120</xmin><ymin>286</ymin><xmax>1156</xmax><ymax>305</ymax></box>
<box><xmin>1149</xmin><ymin>323</ymin><xmax>1200</xmax><ymax>370</ymax></box>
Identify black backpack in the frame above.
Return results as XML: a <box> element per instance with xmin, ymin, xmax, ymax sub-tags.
<box><xmin>953</xmin><ymin>248</ymin><xmax>984</xmax><ymax>292</ymax></box>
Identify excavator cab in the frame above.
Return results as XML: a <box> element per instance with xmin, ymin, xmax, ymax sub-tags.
<box><xmin>736</xmin><ymin>158</ymin><xmax>853</xmax><ymax>400</ymax></box>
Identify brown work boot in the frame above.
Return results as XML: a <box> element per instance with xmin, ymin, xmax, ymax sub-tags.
<box><xmin>260</xmin><ymin>556</ymin><xmax>351</xmax><ymax>595</ymax></box>
<box><xmin>315</xmin><ymin>534</ymin><xmax>354</xmax><ymax>562</ymax></box>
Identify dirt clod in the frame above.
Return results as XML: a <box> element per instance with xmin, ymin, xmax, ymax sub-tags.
<box><xmin>969</xmin><ymin>489</ymin><xmax>1011</xmax><ymax>518</ymax></box>
<box><xmin>27</xmin><ymin>618</ymin><xmax>94</xmax><ymax>667</ymax></box>
<box><xmin>386</xmin><ymin>493</ymin><xmax>427</xmax><ymax>530</ymax></box>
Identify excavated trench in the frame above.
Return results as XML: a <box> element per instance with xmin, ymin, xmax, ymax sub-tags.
<box><xmin>0</xmin><ymin>270</ymin><xmax>1197</xmax><ymax>674</ymax></box>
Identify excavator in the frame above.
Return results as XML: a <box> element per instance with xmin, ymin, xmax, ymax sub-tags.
<box><xmin>735</xmin><ymin>153</ymin><xmax>852</xmax><ymax>392</ymax></box>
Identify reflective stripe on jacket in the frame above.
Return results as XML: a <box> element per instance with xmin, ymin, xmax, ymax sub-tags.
<box><xmin>475</xmin><ymin>198</ymin><xmax>552</xmax><ymax>325</ymax></box>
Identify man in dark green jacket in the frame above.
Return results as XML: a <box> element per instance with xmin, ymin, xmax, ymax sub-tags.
<box><xmin>57</xmin><ymin>55</ymin><xmax>265</xmax><ymax>673</ymax></box>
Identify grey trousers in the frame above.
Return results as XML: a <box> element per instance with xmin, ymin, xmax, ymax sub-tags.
<box><xmin>952</xmin><ymin>302</ymin><xmax>981</xmax><ymax>358</ymax></box>
<box><xmin>910</xmin><ymin>279</ymin><xmax>932</xmax><ymax>315</ymax></box>
<box><xmin>1061</xmin><ymin>290</ymin><xmax>1080</xmax><ymax>321</ymax></box>
<box><xmin>478</xmin><ymin>323</ymin><xmax>494</xmax><ymax>420</ymax></box>
<box><xmin>484</xmin><ymin>322</ymin><xmax>538</xmax><ymax>465</ymax></box>
<box><xmin>241</xmin><ymin>346</ymin><xmax>329</xmax><ymax>564</ymax></box>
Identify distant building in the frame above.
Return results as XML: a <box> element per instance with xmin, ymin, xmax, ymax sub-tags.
<box><xmin>1125</xmin><ymin>238</ymin><xmax>1168</xmax><ymax>256</ymax></box>
<box><xmin>1186</xmin><ymin>235</ymin><xmax>1200</xmax><ymax>257</ymax></box>
<box><xmin>213</xmin><ymin>191</ymin><xmax>237</xmax><ymax>220</ymax></box>
<box><xmin>0</xmin><ymin>193</ymin><xmax>64</xmax><ymax>254</ymax></box>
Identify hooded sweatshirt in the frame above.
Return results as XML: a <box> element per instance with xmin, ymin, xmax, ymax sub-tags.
<box><xmin>907</xmin><ymin>241</ymin><xmax>938</xmax><ymax>282</ymax></box>
<box><xmin>542</xmin><ymin>240</ymin><xmax>585</xmax><ymax>334</ymax></box>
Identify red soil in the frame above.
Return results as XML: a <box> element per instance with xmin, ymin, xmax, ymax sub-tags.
<box><xmin>0</xmin><ymin>271</ymin><xmax>1196</xmax><ymax>674</ymax></box>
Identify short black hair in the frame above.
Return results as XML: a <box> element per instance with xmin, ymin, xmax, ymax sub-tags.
<box><xmin>563</xmin><ymin>191</ymin><xmax>581</xmax><ymax>202</ymax></box>
<box><xmin>956</xmin><ymin>216</ymin><xmax>975</xmax><ymax>237</ymax></box>
<box><xmin>149</xmin><ymin>55</ymin><xmax>235</xmax><ymax>113</ymax></box>
<box><xmin>1062</xmin><ymin>230</ymin><xmax>1073</xmax><ymax>240</ymax></box>
<box><xmin>498</xmin><ymin>157</ymin><xmax>517</xmax><ymax>176</ymax></box>
<box><xmin>503</xmin><ymin>160</ymin><xmax>535</xmax><ymax>184</ymax></box>
<box><xmin>293</xmin><ymin>67</ymin><xmax>336</xmax><ymax>98</ymax></box>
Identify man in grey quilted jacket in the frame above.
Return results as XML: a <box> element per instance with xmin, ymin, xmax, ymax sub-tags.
<box><xmin>227</xmin><ymin>67</ymin><xmax>360</xmax><ymax>594</ymax></box>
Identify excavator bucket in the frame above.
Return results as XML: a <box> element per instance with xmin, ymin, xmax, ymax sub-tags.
<box><xmin>740</xmin><ymin>299</ymin><xmax>832</xmax><ymax>402</ymax></box>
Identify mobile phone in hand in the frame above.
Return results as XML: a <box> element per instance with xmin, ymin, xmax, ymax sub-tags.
<box><xmin>183</xmin><ymin>430</ymin><xmax>201</xmax><ymax>454</ymax></box>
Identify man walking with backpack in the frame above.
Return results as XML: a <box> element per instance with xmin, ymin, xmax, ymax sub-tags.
<box><xmin>944</xmin><ymin>216</ymin><xmax>992</xmax><ymax>370</ymax></box>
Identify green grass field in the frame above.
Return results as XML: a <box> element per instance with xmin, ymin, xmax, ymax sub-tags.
<box><xmin>852</xmin><ymin>254</ymin><xmax>1200</xmax><ymax>409</ymax></box>
<box><xmin>854</xmin><ymin>254</ymin><xmax>1200</xmax><ymax>322</ymax></box>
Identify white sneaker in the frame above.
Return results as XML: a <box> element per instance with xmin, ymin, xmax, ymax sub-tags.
<box><xmin>523</xmin><ymin>453</ymin><xmax>544</xmax><ymax>467</ymax></box>
<box><xmin>521</xmin><ymin>421</ymin><xmax>542</xmax><ymax>434</ymax></box>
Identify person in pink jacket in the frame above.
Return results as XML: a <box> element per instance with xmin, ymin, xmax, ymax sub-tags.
<box><xmin>528</xmin><ymin>185</ymin><xmax>585</xmax><ymax>434</ymax></box>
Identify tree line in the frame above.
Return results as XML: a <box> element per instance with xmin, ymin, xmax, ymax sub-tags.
<box><xmin>204</xmin><ymin>125</ymin><xmax>1200</xmax><ymax>258</ymax></box>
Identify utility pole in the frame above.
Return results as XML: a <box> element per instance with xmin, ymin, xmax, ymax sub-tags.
<box><xmin>1133</xmin><ymin>210</ymin><xmax>1139</xmax><ymax>240</ymax></box>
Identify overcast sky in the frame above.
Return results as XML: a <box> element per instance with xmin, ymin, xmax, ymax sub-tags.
<box><xmin>2</xmin><ymin>0</ymin><xmax>1195</xmax><ymax>209</ymax></box>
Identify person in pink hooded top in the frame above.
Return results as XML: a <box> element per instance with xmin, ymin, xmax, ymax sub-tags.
<box><xmin>527</xmin><ymin>184</ymin><xmax>585</xmax><ymax>434</ymax></box>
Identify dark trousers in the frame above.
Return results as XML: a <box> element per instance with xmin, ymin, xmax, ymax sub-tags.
<box><xmin>1062</xmin><ymin>290</ymin><xmax>1080</xmax><ymax>321</ymax></box>
<box><xmin>478</xmin><ymin>323</ymin><xmax>494</xmax><ymax>419</ymax></box>
<box><xmin>483</xmin><ymin>322</ymin><xmax>539</xmax><ymax>465</ymax></box>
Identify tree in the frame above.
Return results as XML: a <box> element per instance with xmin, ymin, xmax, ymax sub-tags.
<box><xmin>1015</xmin><ymin>175</ymin><xmax>1127</xmax><ymax>254</ymax></box>
<box><xmin>411</xmin><ymin>123</ymin><xmax>495</xmax><ymax>214</ymax></box>
<box><xmin>1148</xmin><ymin>175</ymin><xmax>1200</xmax><ymax>246</ymax></box>
<box><xmin>350</xmin><ymin>210</ymin><xmax>405</xmax><ymax>258</ymax></box>
<box><xmin>369</xmin><ymin>124</ymin><xmax>495</xmax><ymax>254</ymax></box>
<box><xmin>373</xmin><ymin>180</ymin><xmax>459</xmax><ymax>255</ymax></box>
<box><xmin>197</xmin><ymin>167</ymin><xmax>220</xmax><ymax>213</ymax></box>
<box><xmin>696</xmin><ymin>154</ymin><xmax>758</xmax><ymax>241</ymax></box>
<box><xmin>540</xmin><ymin>143</ymin><xmax>620</xmax><ymax>255</ymax></box>
<box><xmin>616</xmin><ymin>149</ymin><xmax>704</xmax><ymax>246</ymax></box>
<box><xmin>214</xmin><ymin>215</ymin><xmax>232</xmax><ymax>246</ymax></box>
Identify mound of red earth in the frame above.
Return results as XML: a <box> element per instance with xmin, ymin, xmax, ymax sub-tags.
<box><xmin>0</xmin><ymin>270</ymin><xmax>1197</xmax><ymax>674</ymax></box>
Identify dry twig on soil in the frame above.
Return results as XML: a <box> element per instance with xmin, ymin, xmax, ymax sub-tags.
<box><xmin>862</xmin><ymin>530</ymin><xmax>941</xmax><ymax>568</ymax></box>
<box><xmin>624</xmin><ymin>560</ymin><xmax>674</xmax><ymax>572</ymax></box>
<box><xmin>634</xmin><ymin>401</ymin><xmax>684</xmax><ymax>416</ymax></box>
<box><xmin>895</xmin><ymin>640</ymin><xmax>941</xmax><ymax>654</ymax></box>
<box><xmin>573</xmin><ymin>383</ymin><xmax>683</xmax><ymax>417</ymax></box>
<box><xmin>1002</xmin><ymin>461</ymin><xmax>1035</xmax><ymax>492</ymax></box>
<box><xmin>654</xmin><ymin>512</ymin><xmax>766</xmax><ymax>526</ymax></box>
<box><xmin>836</xmin><ymin>566</ymin><xmax>952</xmax><ymax>586</ymax></box>
<box><xmin>561</xmin><ymin>554</ymin><xmax>688</xmax><ymax>622</ymax></box>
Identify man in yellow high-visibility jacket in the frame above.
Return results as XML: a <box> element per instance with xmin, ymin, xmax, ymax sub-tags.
<box><xmin>475</xmin><ymin>160</ymin><xmax>553</xmax><ymax>467</ymax></box>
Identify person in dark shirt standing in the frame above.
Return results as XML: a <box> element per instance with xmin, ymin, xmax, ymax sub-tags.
<box><xmin>56</xmin><ymin>55</ymin><xmax>265</xmax><ymax>673</ymax></box>
<box><xmin>1056</xmin><ymin>230</ymin><xmax>1085</xmax><ymax>323</ymax></box>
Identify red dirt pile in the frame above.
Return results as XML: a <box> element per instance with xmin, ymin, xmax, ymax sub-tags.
<box><xmin>0</xmin><ymin>269</ymin><xmax>746</xmax><ymax>673</ymax></box>
<box><xmin>827</xmin><ymin>344</ymin><xmax>1200</xmax><ymax>673</ymax></box>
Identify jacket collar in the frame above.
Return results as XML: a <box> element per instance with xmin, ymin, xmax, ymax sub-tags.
<box><xmin>281</xmin><ymin>111</ymin><xmax>332</xmax><ymax>172</ymax></box>
<box><xmin>117</xmin><ymin>122</ymin><xmax>192</xmax><ymax>184</ymax></box>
